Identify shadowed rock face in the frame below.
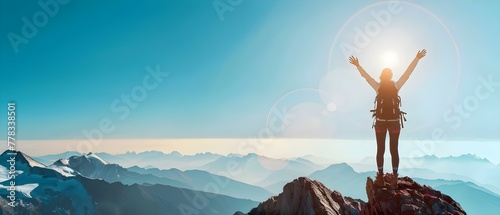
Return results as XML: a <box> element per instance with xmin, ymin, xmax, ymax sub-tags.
<box><xmin>242</xmin><ymin>175</ymin><xmax>466</xmax><ymax>215</ymax></box>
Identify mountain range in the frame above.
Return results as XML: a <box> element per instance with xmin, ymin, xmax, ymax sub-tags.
<box><xmin>0</xmin><ymin>150</ymin><xmax>257</xmax><ymax>215</ymax></box>
<box><xmin>21</xmin><ymin>150</ymin><xmax>500</xmax><ymax>214</ymax></box>
<box><xmin>36</xmin><ymin>150</ymin><xmax>223</xmax><ymax>170</ymax></box>
<box><xmin>198</xmin><ymin>153</ymin><xmax>323</xmax><ymax>186</ymax></box>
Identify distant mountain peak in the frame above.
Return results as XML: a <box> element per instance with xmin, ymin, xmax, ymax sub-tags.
<box><xmin>1</xmin><ymin>150</ymin><xmax>47</xmax><ymax>168</ymax></box>
<box><xmin>419</xmin><ymin>153</ymin><xmax>487</xmax><ymax>160</ymax></box>
<box><xmin>332</xmin><ymin>162</ymin><xmax>350</xmax><ymax>167</ymax></box>
<box><xmin>21</xmin><ymin>151</ymin><xmax>47</xmax><ymax>168</ymax></box>
<box><xmin>245</xmin><ymin>153</ymin><xmax>271</xmax><ymax>159</ymax></box>
<box><xmin>83</xmin><ymin>152</ymin><xmax>109</xmax><ymax>165</ymax></box>
<box><xmin>420</xmin><ymin>154</ymin><xmax>439</xmax><ymax>159</ymax></box>
<box><xmin>226</xmin><ymin>153</ymin><xmax>266</xmax><ymax>158</ymax></box>
<box><xmin>457</xmin><ymin>153</ymin><xmax>487</xmax><ymax>161</ymax></box>
<box><xmin>227</xmin><ymin>153</ymin><xmax>244</xmax><ymax>157</ymax></box>
<box><xmin>53</xmin><ymin>158</ymin><xmax>70</xmax><ymax>166</ymax></box>
<box><xmin>411</xmin><ymin>154</ymin><xmax>492</xmax><ymax>164</ymax></box>
<box><xmin>143</xmin><ymin>150</ymin><xmax>165</xmax><ymax>154</ymax></box>
<box><xmin>194</xmin><ymin>152</ymin><xmax>217</xmax><ymax>156</ymax></box>
<box><xmin>169</xmin><ymin>151</ymin><xmax>182</xmax><ymax>156</ymax></box>
<box><xmin>325</xmin><ymin>162</ymin><xmax>355</xmax><ymax>173</ymax></box>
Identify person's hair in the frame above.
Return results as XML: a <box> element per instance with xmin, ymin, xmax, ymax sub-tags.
<box><xmin>380</xmin><ymin>68</ymin><xmax>393</xmax><ymax>82</ymax></box>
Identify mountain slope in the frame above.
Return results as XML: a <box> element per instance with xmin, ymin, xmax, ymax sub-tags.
<box><xmin>127</xmin><ymin>166</ymin><xmax>273</xmax><ymax>201</ymax></box>
<box><xmin>308</xmin><ymin>163</ymin><xmax>373</xmax><ymax>200</ymax></box>
<box><xmin>414</xmin><ymin>178</ymin><xmax>500</xmax><ymax>214</ymax></box>
<box><xmin>78</xmin><ymin>175</ymin><xmax>257</xmax><ymax>215</ymax></box>
<box><xmin>435</xmin><ymin>183</ymin><xmax>500</xmax><ymax>214</ymax></box>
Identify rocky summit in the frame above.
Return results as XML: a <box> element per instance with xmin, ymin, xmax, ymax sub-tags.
<box><xmin>241</xmin><ymin>175</ymin><xmax>466</xmax><ymax>215</ymax></box>
<box><xmin>364</xmin><ymin>174</ymin><xmax>465</xmax><ymax>215</ymax></box>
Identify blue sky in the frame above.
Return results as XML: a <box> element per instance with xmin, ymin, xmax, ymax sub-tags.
<box><xmin>1</xmin><ymin>0</ymin><xmax>499</xmax><ymax>141</ymax></box>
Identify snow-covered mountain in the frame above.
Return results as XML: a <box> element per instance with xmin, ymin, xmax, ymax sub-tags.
<box><xmin>0</xmin><ymin>150</ymin><xmax>96</xmax><ymax>214</ymax></box>
<box><xmin>43</xmin><ymin>151</ymin><xmax>316</xmax><ymax>200</ymax></box>
<box><xmin>50</xmin><ymin>152</ymin><xmax>190</xmax><ymax>189</ymax></box>
<box><xmin>49</xmin><ymin>152</ymin><xmax>272</xmax><ymax>201</ymax></box>
<box><xmin>0</xmin><ymin>150</ymin><xmax>258</xmax><ymax>215</ymax></box>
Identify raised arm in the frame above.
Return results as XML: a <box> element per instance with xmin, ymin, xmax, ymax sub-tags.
<box><xmin>349</xmin><ymin>56</ymin><xmax>379</xmax><ymax>91</ymax></box>
<box><xmin>396</xmin><ymin>49</ymin><xmax>426</xmax><ymax>89</ymax></box>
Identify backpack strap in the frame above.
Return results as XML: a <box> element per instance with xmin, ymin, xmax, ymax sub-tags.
<box><xmin>397</xmin><ymin>95</ymin><xmax>405</xmax><ymax>128</ymax></box>
<box><xmin>400</xmin><ymin>111</ymin><xmax>407</xmax><ymax>128</ymax></box>
<box><xmin>370</xmin><ymin>97</ymin><xmax>377</xmax><ymax>128</ymax></box>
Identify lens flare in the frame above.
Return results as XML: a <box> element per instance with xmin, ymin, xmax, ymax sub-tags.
<box><xmin>381</xmin><ymin>51</ymin><xmax>399</xmax><ymax>68</ymax></box>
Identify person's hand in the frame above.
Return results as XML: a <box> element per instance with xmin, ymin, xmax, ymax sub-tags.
<box><xmin>416</xmin><ymin>49</ymin><xmax>427</xmax><ymax>59</ymax></box>
<box><xmin>349</xmin><ymin>56</ymin><xmax>360</xmax><ymax>67</ymax></box>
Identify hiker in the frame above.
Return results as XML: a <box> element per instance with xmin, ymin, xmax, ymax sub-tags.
<box><xmin>349</xmin><ymin>49</ymin><xmax>427</xmax><ymax>189</ymax></box>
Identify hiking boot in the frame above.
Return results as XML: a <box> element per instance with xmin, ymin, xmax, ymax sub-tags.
<box><xmin>375</xmin><ymin>172</ymin><xmax>385</xmax><ymax>187</ymax></box>
<box><xmin>390</xmin><ymin>173</ymin><xmax>398</xmax><ymax>189</ymax></box>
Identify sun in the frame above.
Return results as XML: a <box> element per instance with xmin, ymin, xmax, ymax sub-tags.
<box><xmin>381</xmin><ymin>51</ymin><xmax>399</xmax><ymax>68</ymax></box>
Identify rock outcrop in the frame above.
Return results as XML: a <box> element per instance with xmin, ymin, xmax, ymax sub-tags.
<box><xmin>244</xmin><ymin>175</ymin><xmax>466</xmax><ymax>215</ymax></box>
<box><xmin>364</xmin><ymin>174</ymin><xmax>465</xmax><ymax>215</ymax></box>
<box><xmin>246</xmin><ymin>177</ymin><xmax>355</xmax><ymax>215</ymax></box>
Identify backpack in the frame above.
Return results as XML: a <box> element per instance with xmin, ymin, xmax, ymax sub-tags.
<box><xmin>370</xmin><ymin>81</ymin><xmax>407</xmax><ymax>127</ymax></box>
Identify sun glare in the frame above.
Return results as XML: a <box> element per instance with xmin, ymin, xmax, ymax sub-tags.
<box><xmin>381</xmin><ymin>51</ymin><xmax>399</xmax><ymax>68</ymax></box>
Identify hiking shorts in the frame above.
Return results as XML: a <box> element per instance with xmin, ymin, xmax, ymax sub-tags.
<box><xmin>375</xmin><ymin>120</ymin><xmax>400</xmax><ymax>133</ymax></box>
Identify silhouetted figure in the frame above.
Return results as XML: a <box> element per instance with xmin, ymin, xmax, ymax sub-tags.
<box><xmin>349</xmin><ymin>49</ymin><xmax>427</xmax><ymax>189</ymax></box>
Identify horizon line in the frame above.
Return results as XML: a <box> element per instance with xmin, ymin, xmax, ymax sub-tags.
<box><xmin>1</xmin><ymin>138</ymin><xmax>499</xmax><ymax>165</ymax></box>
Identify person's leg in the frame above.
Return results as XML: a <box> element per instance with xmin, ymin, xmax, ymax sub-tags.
<box><xmin>375</xmin><ymin>122</ymin><xmax>387</xmax><ymax>175</ymax></box>
<box><xmin>388</xmin><ymin>122</ymin><xmax>401</xmax><ymax>189</ymax></box>
<box><xmin>389</xmin><ymin>130</ymin><xmax>400</xmax><ymax>175</ymax></box>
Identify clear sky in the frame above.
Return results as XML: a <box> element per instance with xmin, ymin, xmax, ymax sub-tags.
<box><xmin>1</xmin><ymin>1</ymin><xmax>499</xmax><ymax>144</ymax></box>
